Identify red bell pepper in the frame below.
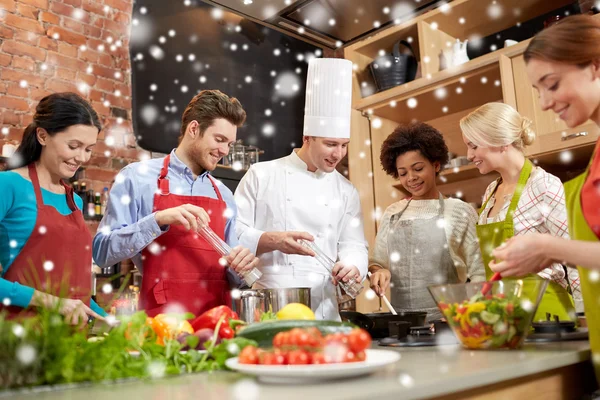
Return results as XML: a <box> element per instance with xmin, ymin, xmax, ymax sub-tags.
<box><xmin>191</xmin><ymin>306</ymin><xmax>239</xmax><ymax>339</ymax></box>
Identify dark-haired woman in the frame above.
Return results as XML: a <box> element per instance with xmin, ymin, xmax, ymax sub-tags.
<box><xmin>0</xmin><ymin>92</ymin><xmax>107</xmax><ymax>325</ymax></box>
<box><xmin>369</xmin><ymin>122</ymin><xmax>485</xmax><ymax>320</ymax></box>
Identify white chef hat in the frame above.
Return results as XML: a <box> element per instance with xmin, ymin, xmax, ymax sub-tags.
<box><xmin>303</xmin><ymin>58</ymin><xmax>353</xmax><ymax>139</ymax></box>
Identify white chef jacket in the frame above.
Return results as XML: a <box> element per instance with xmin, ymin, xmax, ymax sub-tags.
<box><xmin>234</xmin><ymin>150</ymin><xmax>369</xmax><ymax>320</ymax></box>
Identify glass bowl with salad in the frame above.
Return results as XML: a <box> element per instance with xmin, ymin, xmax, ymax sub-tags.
<box><xmin>428</xmin><ymin>278</ymin><xmax>549</xmax><ymax>350</ymax></box>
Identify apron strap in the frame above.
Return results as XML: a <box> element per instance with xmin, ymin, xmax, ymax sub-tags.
<box><xmin>27</xmin><ymin>163</ymin><xmax>77</xmax><ymax>211</ymax></box>
<box><xmin>27</xmin><ymin>163</ymin><xmax>44</xmax><ymax>207</ymax></box>
<box><xmin>479</xmin><ymin>179</ymin><xmax>501</xmax><ymax>216</ymax></box>
<box><xmin>206</xmin><ymin>175</ymin><xmax>224</xmax><ymax>202</ymax></box>
<box><xmin>157</xmin><ymin>154</ymin><xmax>171</xmax><ymax>195</ymax></box>
<box><xmin>61</xmin><ymin>181</ymin><xmax>78</xmax><ymax>212</ymax></box>
<box><xmin>478</xmin><ymin>159</ymin><xmax>533</xmax><ymax>234</ymax></box>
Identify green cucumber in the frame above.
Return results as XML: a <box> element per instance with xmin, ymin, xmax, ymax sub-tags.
<box><xmin>236</xmin><ymin>320</ymin><xmax>356</xmax><ymax>348</ymax></box>
<box><xmin>480</xmin><ymin>310</ymin><xmax>500</xmax><ymax>324</ymax></box>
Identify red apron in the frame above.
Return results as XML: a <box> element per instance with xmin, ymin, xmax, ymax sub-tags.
<box><xmin>139</xmin><ymin>154</ymin><xmax>229</xmax><ymax>318</ymax></box>
<box><xmin>1</xmin><ymin>163</ymin><xmax>92</xmax><ymax>318</ymax></box>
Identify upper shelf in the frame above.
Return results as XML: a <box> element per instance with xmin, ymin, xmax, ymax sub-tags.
<box><xmin>352</xmin><ymin>39</ymin><xmax>528</xmax><ymax>113</ymax></box>
<box><xmin>421</xmin><ymin>0</ymin><xmax>576</xmax><ymax>40</ymax></box>
<box><xmin>366</xmin><ymin>62</ymin><xmax>503</xmax><ymax>124</ymax></box>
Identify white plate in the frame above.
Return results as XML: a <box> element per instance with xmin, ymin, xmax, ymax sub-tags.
<box><xmin>225</xmin><ymin>349</ymin><xmax>400</xmax><ymax>383</ymax></box>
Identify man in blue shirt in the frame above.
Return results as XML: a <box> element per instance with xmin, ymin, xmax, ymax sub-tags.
<box><xmin>93</xmin><ymin>90</ymin><xmax>259</xmax><ymax>317</ymax></box>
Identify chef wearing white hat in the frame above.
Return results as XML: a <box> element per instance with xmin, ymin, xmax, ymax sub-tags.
<box><xmin>234</xmin><ymin>58</ymin><xmax>369</xmax><ymax>321</ymax></box>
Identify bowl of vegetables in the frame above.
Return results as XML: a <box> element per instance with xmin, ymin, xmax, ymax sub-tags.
<box><xmin>428</xmin><ymin>278</ymin><xmax>549</xmax><ymax>350</ymax></box>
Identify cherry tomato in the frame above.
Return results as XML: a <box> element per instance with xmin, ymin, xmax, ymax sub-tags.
<box><xmin>310</xmin><ymin>351</ymin><xmax>327</xmax><ymax>364</ymax></box>
<box><xmin>355</xmin><ymin>351</ymin><xmax>366</xmax><ymax>362</ymax></box>
<box><xmin>347</xmin><ymin>329</ymin><xmax>371</xmax><ymax>353</ymax></box>
<box><xmin>259</xmin><ymin>351</ymin><xmax>286</xmax><ymax>365</ymax></box>
<box><xmin>287</xmin><ymin>349</ymin><xmax>310</xmax><ymax>365</ymax></box>
<box><xmin>273</xmin><ymin>332</ymin><xmax>284</xmax><ymax>348</ymax></box>
<box><xmin>238</xmin><ymin>346</ymin><xmax>259</xmax><ymax>364</ymax></box>
<box><xmin>343</xmin><ymin>350</ymin><xmax>358</xmax><ymax>363</ymax></box>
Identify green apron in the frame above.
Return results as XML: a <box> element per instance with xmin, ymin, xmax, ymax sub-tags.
<box><xmin>564</xmin><ymin>153</ymin><xmax>600</xmax><ymax>382</ymax></box>
<box><xmin>476</xmin><ymin>159</ymin><xmax>575</xmax><ymax>321</ymax></box>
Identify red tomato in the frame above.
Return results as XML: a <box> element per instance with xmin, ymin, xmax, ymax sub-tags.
<box><xmin>273</xmin><ymin>348</ymin><xmax>289</xmax><ymax>364</ymax></box>
<box><xmin>273</xmin><ymin>332</ymin><xmax>284</xmax><ymax>348</ymax></box>
<box><xmin>347</xmin><ymin>329</ymin><xmax>371</xmax><ymax>353</ymax></box>
<box><xmin>238</xmin><ymin>346</ymin><xmax>259</xmax><ymax>364</ymax></box>
<box><xmin>355</xmin><ymin>351</ymin><xmax>366</xmax><ymax>362</ymax></box>
<box><xmin>296</xmin><ymin>331</ymin><xmax>311</xmax><ymax>347</ymax></box>
<box><xmin>343</xmin><ymin>350</ymin><xmax>358</xmax><ymax>363</ymax></box>
<box><xmin>310</xmin><ymin>351</ymin><xmax>327</xmax><ymax>364</ymax></box>
<box><xmin>259</xmin><ymin>351</ymin><xmax>286</xmax><ymax>365</ymax></box>
<box><xmin>287</xmin><ymin>349</ymin><xmax>310</xmax><ymax>365</ymax></box>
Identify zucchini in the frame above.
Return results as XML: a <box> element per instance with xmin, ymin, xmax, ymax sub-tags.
<box><xmin>236</xmin><ymin>320</ymin><xmax>355</xmax><ymax>347</ymax></box>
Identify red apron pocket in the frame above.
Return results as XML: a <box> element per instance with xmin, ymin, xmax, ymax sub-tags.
<box><xmin>152</xmin><ymin>279</ymin><xmax>167</xmax><ymax>305</ymax></box>
<box><xmin>162</xmin><ymin>279</ymin><xmax>228</xmax><ymax>317</ymax></box>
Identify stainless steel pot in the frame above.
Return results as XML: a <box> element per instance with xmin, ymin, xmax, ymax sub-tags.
<box><xmin>232</xmin><ymin>290</ymin><xmax>265</xmax><ymax>324</ymax></box>
<box><xmin>232</xmin><ymin>288</ymin><xmax>311</xmax><ymax>323</ymax></box>
<box><xmin>261</xmin><ymin>288</ymin><xmax>311</xmax><ymax>313</ymax></box>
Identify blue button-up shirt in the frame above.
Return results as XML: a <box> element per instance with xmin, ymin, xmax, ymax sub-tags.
<box><xmin>92</xmin><ymin>150</ymin><xmax>239</xmax><ymax>273</ymax></box>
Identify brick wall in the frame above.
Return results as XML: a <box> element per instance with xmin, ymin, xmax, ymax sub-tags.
<box><xmin>0</xmin><ymin>0</ymin><xmax>144</xmax><ymax>233</ymax></box>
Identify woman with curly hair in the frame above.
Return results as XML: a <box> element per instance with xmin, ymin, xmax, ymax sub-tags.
<box><xmin>460</xmin><ymin>102</ymin><xmax>579</xmax><ymax>321</ymax></box>
<box><xmin>369</xmin><ymin>122</ymin><xmax>485</xmax><ymax>320</ymax></box>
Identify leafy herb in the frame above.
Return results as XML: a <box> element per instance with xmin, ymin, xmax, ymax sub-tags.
<box><xmin>0</xmin><ymin>309</ymin><xmax>256</xmax><ymax>389</ymax></box>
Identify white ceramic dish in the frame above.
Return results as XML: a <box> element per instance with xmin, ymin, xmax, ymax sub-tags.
<box><xmin>225</xmin><ymin>349</ymin><xmax>400</xmax><ymax>383</ymax></box>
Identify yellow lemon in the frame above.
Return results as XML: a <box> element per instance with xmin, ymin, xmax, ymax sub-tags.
<box><xmin>276</xmin><ymin>303</ymin><xmax>315</xmax><ymax>320</ymax></box>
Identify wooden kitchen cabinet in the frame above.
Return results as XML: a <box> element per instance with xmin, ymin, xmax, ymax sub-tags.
<box><xmin>344</xmin><ymin>1</ymin><xmax>599</xmax><ymax>312</ymax></box>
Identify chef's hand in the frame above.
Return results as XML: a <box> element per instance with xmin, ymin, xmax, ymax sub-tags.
<box><xmin>226</xmin><ymin>245</ymin><xmax>259</xmax><ymax>274</ymax></box>
<box><xmin>369</xmin><ymin>267</ymin><xmax>391</xmax><ymax>296</ymax></box>
<box><xmin>154</xmin><ymin>204</ymin><xmax>210</xmax><ymax>231</ymax></box>
<box><xmin>258</xmin><ymin>231</ymin><xmax>316</xmax><ymax>256</ymax></box>
<box><xmin>332</xmin><ymin>263</ymin><xmax>361</xmax><ymax>285</ymax></box>
<box><xmin>489</xmin><ymin>233</ymin><xmax>554</xmax><ymax>277</ymax></box>
<box><xmin>31</xmin><ymin>291</ymin><xmax>105</xmax><ymax>328</ymax></box>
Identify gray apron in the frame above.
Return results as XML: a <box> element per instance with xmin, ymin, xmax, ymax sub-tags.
<box><xmin>387</xmin><ymin>193</ymin><xmax>458</xmax><ymax>321</ymax></box>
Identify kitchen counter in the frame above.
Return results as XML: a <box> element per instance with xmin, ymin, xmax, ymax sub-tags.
<box><xmin>4</xmin><ymin>341</ymin><xmax>596</xmax><ymax>400</ymax></box>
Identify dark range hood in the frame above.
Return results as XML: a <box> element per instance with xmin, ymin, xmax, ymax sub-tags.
<box><xmin>204</xmin><ymin>0</ymin><xmax>447</xmax><ymax>48</ymax></box>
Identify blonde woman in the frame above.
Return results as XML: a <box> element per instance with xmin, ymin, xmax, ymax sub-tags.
<box><xmin>460</xmin><ymin>102</ymin><xmax>580</xmax><ymax>321</ymax></box>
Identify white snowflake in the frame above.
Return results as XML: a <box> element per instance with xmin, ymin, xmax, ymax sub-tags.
<box><xmin>102</xmin><ymin>284</ymin><xmax>113</xmax><ymax>294</ymax></box>
<box><xmin>407</xmin><ymin>98</ymin><xmax>418</xmax><ymax>108</ymax></box>
<box><xmin>390</xmin><ymin>252</ymin><xmax>400</xmax><ymax>262</ymax></box>
<box><xmin>262</xmin><ymin>123</ymin><xmax>275</xmax><ymax>137</ymax></box>
<box><xmin>16</xmin><ymin>344</ymin><xmax>36</xmax><ymax>366</ymax></box>
<box><xmin>149</xmin><ymin>45</ymin><xmax>164</xmax><ymax>60</ymax></box>
<box><xmin>12</xmin><ymin>324</ymin><xmax>24</xmax><ymax>337</ymax></box>
<box><xmin>559</xmin><ymin>150</ymin><xmax>573</xmax><ymax>164</ymax></box>
<box><xmin>43</xmin><ymin>261</ymin><xmax>54</xmax><ymax>271</ymax></box>
<box><xmin>364</xmin><ymin>289</ymin><xmax>376</xmax><ymax>300</ymax></box>
<box><xmin>223</xmin><ymin>208</ymin><xmax>234</xmax><ymax>219</ymax></box>
<box><xmin>38</xmin><ymin>226</ymin><xmax>47</xmax><ymax>234</ymax></box>
<box><xmin>398</xmin><ymin>373</ymin><xmax>414</xmax><ymax>388</ymax></box>
<box><xmin>147</xmin><ymin>361</ymin><xmax>166</xmax><ymax>379</ymax></box>
<box><xmin>231</xmin><ymin>380</ymin><xmax>260</xmax><ymax>400</ymax></box>
<box><xmin>434</xmin><ymin>87</ymin><xmax>447</xmax><ymax>100</ymax></box>
<box><xmin>520</xmin><ymin>299</ymin><xmax>534</xmax><ymax>312</ymax></box>
<box><xmin>19</xmin><ymin>80</ymin><xmax>27</xmax><ymax>88</ymax></box>
<box><xmin>487</xmin><ymin>3</ymin><xmax>503</xmax><ymax>19</ymax></box>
